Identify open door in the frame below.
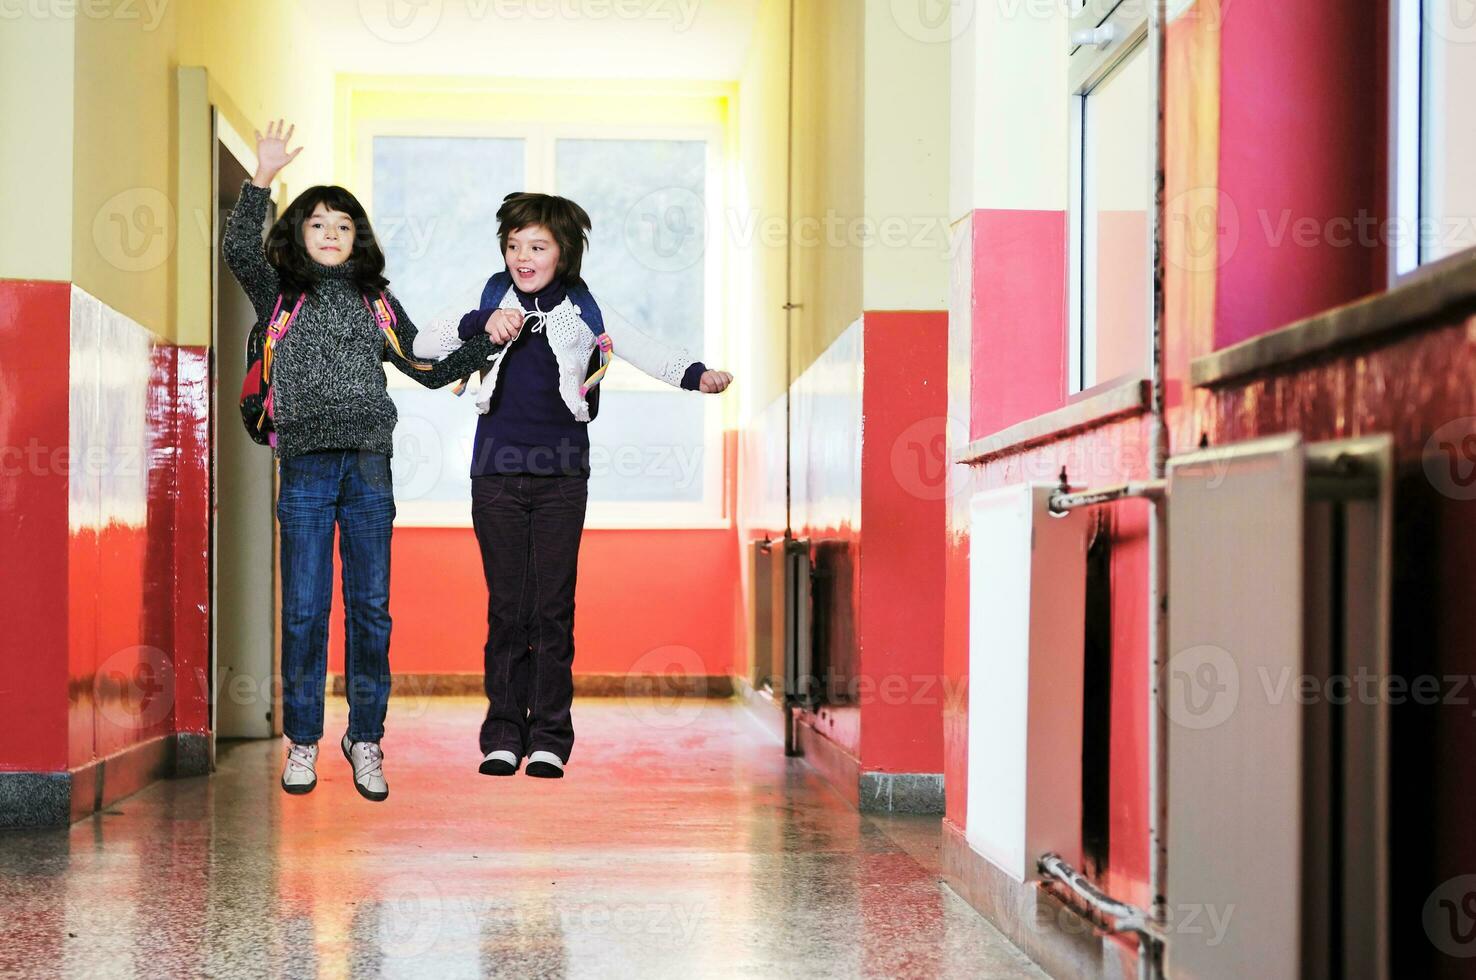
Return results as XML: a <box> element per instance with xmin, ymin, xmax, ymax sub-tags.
<box><xmin>211</xmin><ymin>109</ymin><xmax>279</xmax><ymax>741</ymax></box>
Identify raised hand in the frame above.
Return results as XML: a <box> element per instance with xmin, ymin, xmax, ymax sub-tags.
<box><xmin>699</xmin><ymin>370</ymin><xmax>734</xmax><ymax>394</ymax></box>
<box><xmin>251</xmin><ymin>119</ymin><xmax>303</xmax><ymax>188</ymax></box>
<box><xmin>484</xmin><ymin>308</ymin><xmax>525</xmax><ymax>345</ymax></box>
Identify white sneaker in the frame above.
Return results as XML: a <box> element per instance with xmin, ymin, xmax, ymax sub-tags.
<box><xmin>281</xmin><ymin>741</ymin><xmax>318</xmax><ymax>795</ymax></box>
<box><xmin>341</xmin><ymin>735</ymin><xmax>389</xmax><ymax>801</ymax></box>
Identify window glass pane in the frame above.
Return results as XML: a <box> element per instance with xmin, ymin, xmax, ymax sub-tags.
<box><xmin>554</xmin><ymin>138</ymin><xmax>706</xmax><ymax>353</ymax></box>
<box><xmin>1083</xmin><ymin>44</ymin><xmax>1150</xmax><ymax>387</ymax></box>
<box><xmin>385</xmin><ymin>385</ymin><xmax>479</xmax><ymax>506</ymax></box>
<box><xmin>585</xmin><ymin>367</ymin><xmax>707</xmax><ymax>505</ymax></box>
<box><xmin>372</xmin><ymin>136</ymin><xmax>525</xmax><ymax>315</ymax></box>
<box><xmin>1421</xmin><ymin>11</ymin><xmax>1476</xmax><ymax>263</ymax></box>
<box><xmin>555</xmin><ymin>138</ymin><xmax>712</xmax><ymax>508</ymax></box>
<box><xmin>372</xmin><ymin>136</ymin><xmax>525</xmax><ymax>505</ymax></box>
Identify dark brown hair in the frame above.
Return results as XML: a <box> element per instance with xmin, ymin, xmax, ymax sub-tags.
<box><xmin>496</xmin><ymin>192</ymin><xmax>592</xmax><ymax>287</ymax></box>
<box><xmin>265</xmin><ymin>185</ymin><xmax>388</xmax><ymax>297</ymax></box>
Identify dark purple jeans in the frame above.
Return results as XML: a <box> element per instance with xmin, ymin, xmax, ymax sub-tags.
<box><xmin>471</xmin><ymin>474</ymin><xmax>588</xmax><ymax>762</ymax></box>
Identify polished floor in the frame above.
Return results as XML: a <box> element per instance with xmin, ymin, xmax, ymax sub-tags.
<box><xmin>0</xmin><ymin>698</ymin><xmax>1046</xmax><ymax>979</ymax></box>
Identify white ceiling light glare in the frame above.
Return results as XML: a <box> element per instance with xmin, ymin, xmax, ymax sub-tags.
<box><xmin>358</xmin><ymin>0</ymin><xmax>447</xmax><ymax>45</ymax></box>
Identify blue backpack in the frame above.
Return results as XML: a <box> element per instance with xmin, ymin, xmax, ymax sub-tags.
<box><xmin>476</xmin><ymin>272</ymin><xmax>613</xmax><ymax>419</ymax></box>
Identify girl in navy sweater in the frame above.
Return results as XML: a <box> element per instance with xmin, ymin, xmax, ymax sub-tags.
<box><xmin>415</xmin><ymin>193</ymin><xmax>731</xmax><ymax>778</ymax></box>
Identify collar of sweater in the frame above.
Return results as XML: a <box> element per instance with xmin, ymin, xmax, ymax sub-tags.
<box><xmin>309</xmin><ymin>258</ymin><xmax>362</xmax><ymax>281</ymax></box>
<box><xmin>511</xmin><ymin>277</ymin><xmax>568</xmax><ymax>313</ymax></box>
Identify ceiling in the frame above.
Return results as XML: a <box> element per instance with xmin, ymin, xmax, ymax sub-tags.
<box><xmin>296</xmin><ymin>0</ymin><xmax>763</xmax><ymax>80</ymax></box>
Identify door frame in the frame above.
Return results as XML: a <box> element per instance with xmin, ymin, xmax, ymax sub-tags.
<box><xmin>210</xmin><ymin>106</ymin><xmax>282</xmax><ymax>746</ymax></box>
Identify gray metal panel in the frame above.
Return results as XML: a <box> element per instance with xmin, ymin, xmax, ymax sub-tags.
<box><xmin>1166</xmin><ymin>434</ymin><xmax>1305</xmax><ymax>979</ymax></box>
<box><xmin>784</xmin><ymin>538</ymin><xmax>814</xmax><ymax>706</ymax></box>
<box><xmin>1307</xmin><ymin>436</ymin><xmax>1393</xmax><ymax>980</ymax></box>
<box><xmin>750</xmin><ymin>539</ymin><xmax>779</xmax><ymax>693</ymax></box>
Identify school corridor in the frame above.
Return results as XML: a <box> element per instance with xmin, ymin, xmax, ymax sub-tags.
<box><xmin>7</xmin><ymin>0</ymin><xmax>1476</xmax><ymax>977</ymax></box>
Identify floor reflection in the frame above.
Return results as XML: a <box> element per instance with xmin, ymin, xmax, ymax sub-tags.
<box><xmin>0</xmin><ymin>699</ymin><xmax>1044</xmax><ymax>979</ymax></box>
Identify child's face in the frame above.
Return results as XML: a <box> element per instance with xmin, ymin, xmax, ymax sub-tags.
<box><xmin>504</xmin><ymin>224</ymin><xmax>561</xmax><ymax>293</ymax></box>
<box><xmin>303</xmin><ymin>203</ymin><xmax>355</xmax><ymax>267</ymax></box>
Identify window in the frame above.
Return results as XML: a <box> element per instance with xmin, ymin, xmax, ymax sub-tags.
<box><xmin>1068</xmin><ymin>0</ymin><xmax>1151</xmax><ymax>393</ymax></box>
<box><xmin>1393</xmin><ymin>0</ymin><xmax>1476</xmax><ymax>274</ymax></box>
<box><xmin>367</xmin><ymin>126</ymin><xmax>724</xmax><ymax>527</ymax></box>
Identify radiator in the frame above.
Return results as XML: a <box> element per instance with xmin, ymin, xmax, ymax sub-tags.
<box><xmin>784</xmin><ymin>538</ymin><xmax>815</xmax><ymax>707</ymax></box>
<box><xmin>1165</xmin><ymin>435</ymin><xmax>1392</xmax><ymax>980</ymax></box>
<box><xmin>747</xmin><ymin>536</ymin><xmax>815</xmax><ymax>708</ymax></box>
<box><xmin>965</xmin><ymin>483</ymin><xmax>1089</xmax><ymax>882</ymax></box>
<box><xmin>748</xmin><ymin>538</ymin><xmax>785</xmax><ymax>695</ymax></box>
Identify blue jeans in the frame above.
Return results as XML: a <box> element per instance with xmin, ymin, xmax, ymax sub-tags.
<box><xmin>277</xmin><ymin>450</ymin><xmax>395</xmax><ymax>744</ymax></box>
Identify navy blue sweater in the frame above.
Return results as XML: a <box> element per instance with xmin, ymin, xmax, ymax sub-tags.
<box><xmin>463</xmin><ymin>279</ymin><xmax>709</xmax><ymax>479</ymax></box>
<box><xmin>466</xmin><ymin>281</ymin><xmax>587</xmax><ymax>477</ymax></box>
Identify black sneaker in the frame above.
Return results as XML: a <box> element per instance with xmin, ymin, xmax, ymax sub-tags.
<box><xmin>479</xmin><ymin>750</ymin><xmax>519</xmax><ymax>776</ymax></box>
<box><xmin>524</xmin><ymin>750</ymin><xmax>565</xmax><ymax>779</ymax></box>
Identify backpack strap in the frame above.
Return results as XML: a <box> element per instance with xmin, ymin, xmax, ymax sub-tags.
<box><xmin>464</xmin><ymin>274</ymin><xmax>614</xmax><ymax>397</ymax></box>
<box><xmin>481</xmin><ymin>271</ymin><xmax>514</xmax><ymax>310</ymax></box>
<box><xmin>261</xmin><ymin>292</ymin><xmax>305</xmax><ymax>387</ymax></box>
<box><xmin>256</xmin><ymin>292</ymin><xmax>306</xmax><ymax>444</ymax></box>
<box><xmin>566</xmin><ymin>283</ymin><xmax>613</xmax><ymax>397</ymax></box>
<box><xmin>364</xmin><ymin>291</ymin><xmax>431</xmax><ymax>372</ymax></box>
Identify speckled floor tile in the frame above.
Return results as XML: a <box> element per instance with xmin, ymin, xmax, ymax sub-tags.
<box><xmin>0</xmin><ymin>698</ymin><xmax>1047</xmax><ymax>980</ymax></box>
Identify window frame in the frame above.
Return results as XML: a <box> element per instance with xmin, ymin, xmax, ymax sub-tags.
<box><xmin>1390</xmin><ymin>0</ymin><xmax>1423</xmax><ymax>278</ymax></box>
<box><xmin>357</xmin><ymin>119</ymin><xmax>728</xmax><ymax>530</ymax></box>
<box><xmin>1390</xmin><ymin>0</ymin><xmax>1476</xmax><ymax>279</ymax></box>
<box><xmin>1067</xmin><ymin>0</ymin><xmax>1151</xmax><ymax>395</ymax></box>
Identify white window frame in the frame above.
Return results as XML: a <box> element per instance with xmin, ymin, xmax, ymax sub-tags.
<box><xmin>1067</xmin><ymin>0</ymin><xmax>1150</xmax><ymax>394</ymax></box>
<box><xmin>1391</xmin><ymin>0</ymin><xmax>1476</xmax><ymax>279</ymax></box>
<box><xmin>357</xmin><ymin>119</ymin><xmax>728</xmax><ymax>530</ymax></box>
<box><xmin>1391</xmin><ymin>0</ymin><xmax>1423</xmax><ymax>279</ymax></box>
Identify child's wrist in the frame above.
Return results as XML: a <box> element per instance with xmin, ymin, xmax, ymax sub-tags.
<box><xmin>250</xmin><ymin>170</ymin><xmax>275</xmax><ymax>189</ymax></box>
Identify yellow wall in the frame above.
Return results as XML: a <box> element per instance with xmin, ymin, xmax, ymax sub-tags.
<box><xmin>177</xmin><ymin>0</ymin><xmax>335</xmax><ymax>198</ymax></box>
<box><xmin>861</xmin><ymin>0</ymin><xmax>950</xmax><ymax>312</ymax></box>
<box><xmin>174</xmin><ymin>0</ymin><xmax>334</xmax><ymax>346</ymax></box>
<box><xmin>733</xmin><ymin>0</ymin><xmax>792</xmax><ymax>412</ymax></box>
<box><xmin>0</xmin><ymin>0</ymin><xmax>334</xmax><ymax>342</ymax></box>
<box><xmin>336</xmin><ymin>76</ymin><xmax>733</xmax><ymax>195</ymax></box>
<box><xmin>70</xmin><ymin>0</ymin><xmax>182</xmax><ymax>338</ymax></box>
<box><xmin>0</xmin><ymin>16</ymin><xmax>75</xmax><ymax>282</ymax></box>
<box><xmin>736</xmin><ymin>0</ymin><xmax>949</xmax><ymax>400</ymax></box>
<box><xmin>788</xmin><ymin>0</ymin><xmax>864</xmax><ymax>386</ymax></box>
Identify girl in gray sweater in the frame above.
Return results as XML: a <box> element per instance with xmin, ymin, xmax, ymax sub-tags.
<box><xmin>223</xmin><ymin>119</ymin><xmax>492</xmax><ymax>802</ymax></box>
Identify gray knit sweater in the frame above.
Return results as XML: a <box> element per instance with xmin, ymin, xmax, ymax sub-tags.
<box><xmin>223</xmin><ymin>181</ymin><xmax>494</xmax><ymax>458</ymax></box>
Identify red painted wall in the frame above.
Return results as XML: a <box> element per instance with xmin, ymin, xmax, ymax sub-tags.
<box><xmin>858</xmin><ymin>311</ymin><xmax>947</xmax><ymax>774</ymax></box>
<box><xmin>1095</xmin><ymin>210</ymin><xmax>1150</xmax><ymax>385</ymax></box>
<box><xmin>0</xmin><ymin>279</ymin><xmax>211</xmax><ymax>778</ymax></box>
<box><xmin>170</xmin><ymin>347</ymin><xmax>212</xmax><ymax>736</ymax></box>
<box><xmin>0</xmin><ymin>280</ymin><xmax>72</xmax><ymax>772</ymax></box>
<box><xmin>328</xmin><ymin>527</ymin><xmax>739</xmax><ymax>678</ymax></box>
<box><xmin>769</xmin><ymin>314</ymin><xmax>949</xmax><ymax>777</ymax></box>
<box><xmin>970</xmin><ymin>209</ymin><xmax>1067</xmax><ymax>440</ymax></box>
<box><xmin>1216</xmin><ymin>0</ymin><xmax>1387</xmax><ymax>347</ymax></box>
